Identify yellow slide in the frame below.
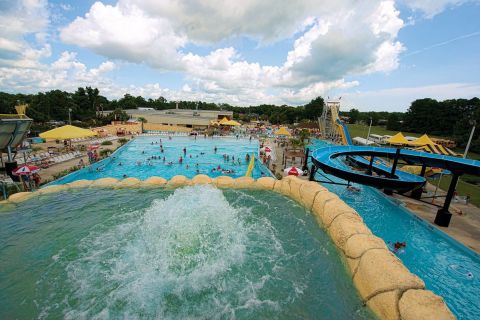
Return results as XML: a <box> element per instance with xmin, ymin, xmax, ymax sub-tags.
<box><xmin>330</xmin><ymin>105</ymin><xmax>348</xmax><ymax>145</ymax></box>
<box><xmin>245</xmin><ymin>153</ymin><xmax>255</xmax><ymax>177</ymax></box>
<box><xmin>335</xmin><ymin>122</ymin><xmax>348</xmax><ymax>145</ymax></box>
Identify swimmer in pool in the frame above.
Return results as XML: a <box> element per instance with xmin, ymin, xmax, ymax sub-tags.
<box><xmin>393</xmin><ymin>242</ymin><xmax>406</xmax><ymax>253</ymax></box>
<box><xmin>347</xmin><ymin>185</ymin><xmax>361</xmax><ymax>192</ymax></box>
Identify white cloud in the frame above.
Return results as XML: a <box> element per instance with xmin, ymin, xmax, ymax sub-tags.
<box><xmin>2</xmin><ymin>0</ymin><xmax>477</xmax><ymax>107</ymax></box>
<box><xmin>57</xmin><ymin>0</ymin><xmax>406</xmax><ymax>104</ymax></box>
<box><xmin>402</xmin><ymin>0</ymin><xmax>479</xmax><ymax>17</ymax></box>
<box><xmin>0</xmin><ymin>51</ymin><xmax>115</xmax><ymax>92</ymax></box>
<box><xmin>60</xmin><ymin>1</ymin><xmax>186</xmax><ymax>70</ymax></box>
<box><xmin>0</xmin><ymin>0</ymin><xmax>51</xmax><ymax>67</ymax></box>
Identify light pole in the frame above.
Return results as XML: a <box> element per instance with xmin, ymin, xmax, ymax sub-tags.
<box><xmin>463</xmin><ymin>120</ymin><xmax>476</xmax><ymax>159</ymax></box>
<box><xmin>68</xmin><ymin>108</ymin><xmax>72</xmax><ymax>125</ymax></box>
<box><xmin>366</xmin><ymin>118</ymin><xmax>372</xmax><ymax>143</ymax></box>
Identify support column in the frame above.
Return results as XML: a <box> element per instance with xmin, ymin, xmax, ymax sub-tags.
<box><xmin>302</xmin><ymin>148</ymin><xmax>310</xmax><ymax>171</ymax></box>
<box><xmin>390</xmin><ymin>148</ymin><xmax>400</xmax><ymax>177</ymax></box>
<box><xmin>309</xmin><ymin>164</ymin><xmax>317</xmax><ymax>181</ymax></box>
<box><xmin>367</xmin><ymin>156</ymin><xmax>374</xmax><ymax>175</ymax></box>
<box><xmin>434</xmin><ymin>174</ymin><xmax>459</xmax><ymax>227</ymax></box>
<box><xmin>411</xmin><ymin>163</ymin><xmax>427</xmax><ymax>199</ymax></box>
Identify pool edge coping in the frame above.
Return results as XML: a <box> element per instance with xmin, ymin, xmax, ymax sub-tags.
<box><xmin>1</xmin><ymin>175</ymin><xmax>455</xmax><ymax>320</ymax></box>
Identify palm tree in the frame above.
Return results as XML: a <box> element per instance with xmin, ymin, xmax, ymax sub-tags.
<box><xmin>137</xmin><ymin>117</ymin><xmax>147</xmax><ymax>133</ymax></box>
<box><xmin>298</xmin><ymin>129</ymin><xmax>311</xmax><ymax>147</ymax></box>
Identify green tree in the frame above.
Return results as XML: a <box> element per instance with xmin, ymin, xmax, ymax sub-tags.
<box><xmin>303</xmin><ymin>96</ymin><xmax>324</xmax><ymax>120</ymax></box>
<box><xmin>386</xmin><ymin>113</ymin><xmax>401</xmax><ymax>131</ymax></box>
<box><xmin>137</xmin><ymin>116</ymin><xmax>147</xmax><ymax>133</ymax></box>
<box><xmin>107</xmin><ymin>108</ymin><xmax>129</xmax><ymax>122</ymax></box>
<box><xmin>298</xmin><ymin>129</ymin><xmax>311</xmax><ymax>145</ymax></box>
<box><xmin>348</xmin><ymin>108</ymin><xmax>360</xmax><ymax>124</ymax></box>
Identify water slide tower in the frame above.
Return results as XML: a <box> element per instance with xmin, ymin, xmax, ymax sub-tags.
<box><xmin>319</xmin><ymin>100</ymin><xmax>341</xmax><ymax>141</ymax></box>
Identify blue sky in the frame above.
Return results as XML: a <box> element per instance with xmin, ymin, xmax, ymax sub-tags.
<box><xmin>0</xmin><ymin>0</ymin><xmax>479</xmax><ymax>111</ymax></box>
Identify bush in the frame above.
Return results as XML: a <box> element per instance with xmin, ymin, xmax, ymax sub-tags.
<box><xmin>101</xmin><ymin>140</ymin><xmax>113</xmax><ymax>145</ymax></box>
<box><xmin>99</xmin><ymin>149</ymin><xmax>113</xmax><ymax>157</ymax></box>
<box><xmin>118</xmin><ymin>138</ymin><xmax>129</xmax><ymax>145</ymax></box>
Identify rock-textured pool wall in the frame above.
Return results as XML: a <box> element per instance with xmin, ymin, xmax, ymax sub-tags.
<box><xmin>2</xmin><ymin>175</ymin><xmax>455</xmax><ymax>320</ymax></box>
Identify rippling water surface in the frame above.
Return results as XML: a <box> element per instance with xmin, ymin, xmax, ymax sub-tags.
<box><xmin>0</xmin><ymin>186</ymin><xmax>373</xmax><ymax>319</ymax></box>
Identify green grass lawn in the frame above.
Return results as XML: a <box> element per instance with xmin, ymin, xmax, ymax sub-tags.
<box><xmin>428</xmin><ymin>175</ymin><xmax>480</xmax><ymax>207</ymax></box>
<box><xmin>347</xmin><ymin>123</ymin><xmax>480</xmax><ymax>207</ymax></box>
<box><xmin>347</xmin><ymin>124</ymin><xmax>430</xmax><ymax>140</ymax></box>
<box><xmin>346</xmin><ymin>123</ymin><xmax>480</xmax><ymax>160</ymax></box>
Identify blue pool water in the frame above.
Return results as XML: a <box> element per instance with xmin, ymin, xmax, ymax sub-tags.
<box><xmin>53</xmin><ymin>136</ymin><xmax>270</xmax><ymax>184</ymax></box>
<box><xmin>308</xmin><ymin>139</ymin><xmax>480</xmax><ymax>319</ymax></box>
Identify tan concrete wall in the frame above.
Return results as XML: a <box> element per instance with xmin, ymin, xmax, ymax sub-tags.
<box><xmin>2</xmin><ymin>175</ymin><xmax>454</xmax><ymax>320</ymax></box>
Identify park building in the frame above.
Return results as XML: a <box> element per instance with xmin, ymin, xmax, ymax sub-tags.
<box><xmin>102</xmin><ymin>108</ymin><xmax>234</xmax><ymax>130</ymax></box>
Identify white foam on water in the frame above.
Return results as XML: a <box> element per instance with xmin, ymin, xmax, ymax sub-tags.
<box><xmin>51</xmin><ymin>186</ymin><xmax>289</xmax><ymax>319</ymax></box>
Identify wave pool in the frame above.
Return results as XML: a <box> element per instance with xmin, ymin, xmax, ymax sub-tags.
<box><xmin>53</xmin><ymin>136</ymin><xmax>270</xmax><ymax>184</ymax></box>
<box><xmin>0</xmin><ymin>186</ymin><xmax>374</xmax><ymax>319</ymax></box>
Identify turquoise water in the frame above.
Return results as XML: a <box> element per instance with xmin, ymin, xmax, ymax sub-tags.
<box><xmin>0</xmin><ymin>187</ymin><xmax>374</xmax><ymax>319</ymax></box>
<box><xmin>309</xmin><ymin>139</ymin><xmax>480</xmax><ymax>319</ymax></box>
<box><xmin>53</xmin><ymin>136</ymin><xmax>270</xmax><ymax>184</ymax></box>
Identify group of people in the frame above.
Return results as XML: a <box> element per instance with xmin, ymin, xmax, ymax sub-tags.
<box><xmin>87</xmin><ymin>150</ymin><xmax>98</xmax><ymax>164</ymax></box>
<box><xmin>222</xmin><ymin>154</ymin><xmax>243</xmax><ymax>166</ymax></box>
<box><xmin>21</xmin><ymin>172</ymin><xmax>41</xmax><ymax>191</ymax></box>
<box><xmin>131</xmin><ymin>140</ymin><xmax>252</xmax><ymax>176</ymax></box>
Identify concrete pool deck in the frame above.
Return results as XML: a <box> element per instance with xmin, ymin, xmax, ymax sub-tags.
<box><xmin>2</xmin><ymin>175</ymin><xmax>455</xmax><ymax>320</ymax></box>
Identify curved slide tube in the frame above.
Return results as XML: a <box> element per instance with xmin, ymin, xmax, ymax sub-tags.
<box><xmin>311</xmin><ymin>146</ymin><xmax>480</xmax><ymax>192</ymax></box>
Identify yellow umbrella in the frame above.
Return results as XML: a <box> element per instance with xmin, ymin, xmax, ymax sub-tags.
<box><xmin>274</xmin><ymin>127</ymin><xmax>291</xmax><ymax>136</ymax></box>
<box><xmin>39</xmin><ymin>125</ymin><xmax>97</xmax><ymax>140</ymax></box>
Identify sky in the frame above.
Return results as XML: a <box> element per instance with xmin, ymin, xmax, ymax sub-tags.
<box><xmin>0</xmin><ymin>0</ymin><xmax>479</xmax><ymax>111</ymax></box>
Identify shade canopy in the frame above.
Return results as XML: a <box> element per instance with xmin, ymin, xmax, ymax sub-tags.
<box><xmin>386</xmin><ymin>132</ymin><xmax>409</xmax><ymax>145</ymax></box>
<box><xmin>223</xmin><ymin>119</ymin><xmax>241</xmax><ymax>126</ymax></box>
<box><xmin>412</xmin><ymin>145</ymin><xmax>459</xmax><ymax>157</ymax></box>
<box><xmin>409</xmin><ymin>134</ymin><xmax>436</xmax><ymax>146</ymax></box>
<box><xmin>274</xmin><ymin>127</ymin><xmax>291</xmax><ymax>136</ymax></box>
<box><xmin>39</xmin><ymin>125</ymin><xmax>97</xmax><ymax>140</ymax></box>
<box><xmin>218</xmin><ymin>117</ymin><xmax>230</xmax><ymax>125</ymax></box>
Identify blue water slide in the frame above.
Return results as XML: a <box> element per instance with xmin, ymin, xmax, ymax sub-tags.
<box><xmin>311</xmin><ymin>146</ymin><xmax>480</xmax><ymax>192</ymax></box>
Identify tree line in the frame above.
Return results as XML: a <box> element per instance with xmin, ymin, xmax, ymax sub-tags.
<box><xmin>0</xmin><ymin>88</ymin><xmax>324</xmax><ymax>126</ymax></box>
<box><xmin>1</xmin><ymin>88</ymin><xmax>478</xmax><ymax>151</ymax></box>
<box><xmin>345</xmin><ymin>97</ymin><xmax>480</xmax><ymax>152</ymax></box>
